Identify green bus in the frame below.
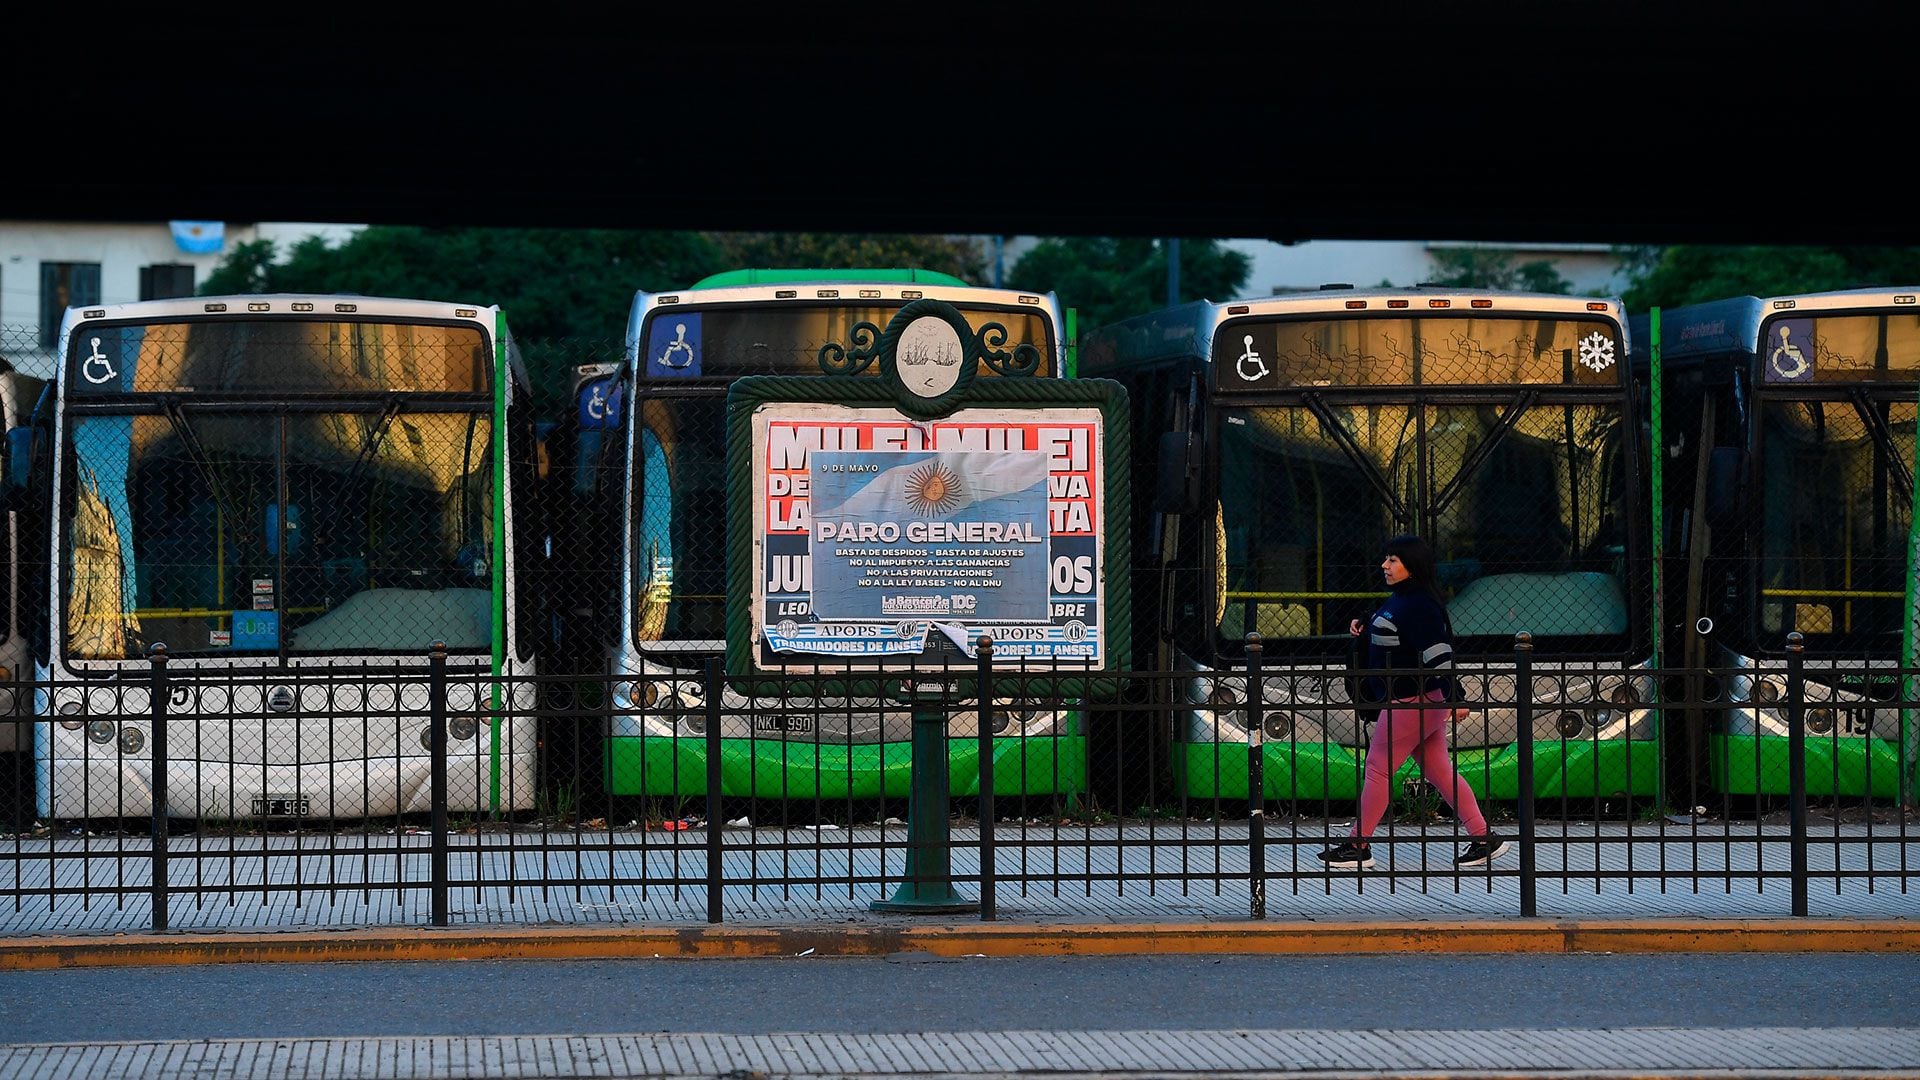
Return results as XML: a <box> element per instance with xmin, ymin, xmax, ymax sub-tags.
<box><xmin>580</xmin><ymin>269</ymin><xmax>1087</xmax><ymax>800</ymax></box>
<box><xmin>1655</xmin><ymin>288</ymin><xmax>1920</xmax><ymax>800</ymax></box>
<box><xmin>1082</xmin><ymin>287</ymin><xmax>1661</xmax><ymax>805</ymax></box>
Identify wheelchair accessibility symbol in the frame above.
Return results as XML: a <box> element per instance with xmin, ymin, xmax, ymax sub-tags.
<box><xmin>657</xmin><ymin>323</ymin><xmax>695</xmax><ymax>369</ymax></box>
<box><xmin>82</xmin><ymin>337</ymin><xmax>118</xmax><ymax>384</ymax></box>
<box><xmin>1236</xmin><ymin>335</ymin><xmax>1270</xmax><ymax>382</ymax></box>
<box><xmin>1768</xmin><ymin>322</ymin><xmax>1812</xmax><ymax>381</ymax></box>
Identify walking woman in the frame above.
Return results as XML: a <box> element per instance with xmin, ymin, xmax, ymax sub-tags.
<box><xmin>1318</xmin><ymin>535</ymin><xmax>1511</xmax><ymax>869</ymax></box>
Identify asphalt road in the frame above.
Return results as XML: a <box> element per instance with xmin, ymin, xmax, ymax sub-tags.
<box><xmin>1</xmin><ymin>952</ymin><xmax>1913</xmax><ymax>1045</ymax></box>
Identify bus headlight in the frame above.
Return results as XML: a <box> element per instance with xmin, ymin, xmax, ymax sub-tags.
<box><xmin>118</xmin><ymin>726</ymin><xmax>144</xmax><ymax>753</ymax></box>
<box><xmin>1609</xmin><ymin>683</ymin><xmax>1641</xmax><ymax>708</ymax></box>
<box><xmin>1556</xmin><ymin>710</ymin><xmax>1586</xmax><ymax>737</ymax></box>
<box><xmin>677</xmin><ymin>701</ymin><xmax>706</xmax><ymax>736</ymax></box>
<box><xmin>1209</xmin><ymin>685</ymin><xmax>1246</xmax><ymax>730</ymax></box>
<box><xmin>1807</xmin><ymin>708</ymin><xmax>1836</xmax><ymax>735</ymax></box>
<box><xmin>58</xmin><ymin>700</ymin><xmax>82</xmax><ymax>716</ymax></box>
<box><xmin>989</xmin><ymin>701</ymin><xmax>1043</xmax><ymax>735</ymax></box>
<box><xmin>447</xmin><ymin>682</ymin><xmax>478</xmax><ymax>713</ymax></box>
<box><xmin>1750</xmin><ymin>679</ymin><xmax>1781</xmax><ymax>704</ymax></box>
<box><xmin>449</xmin><ymin>716</ymin><xmax>479</xmax><ymax>741</ymax></box>
<box><xmin>87</xmin><ymin>720</ymin><xmax>116</xmax><ymax>743</ymax></box>
<box><xmin>1263</xmin><ymin>712</ymin><xmax>1294</xmax><ymax>741</ymax></box>
<box><xmin>613</xmin><ymin>680</ymin><xmax>661</xmax><ymax>711</ymax></box>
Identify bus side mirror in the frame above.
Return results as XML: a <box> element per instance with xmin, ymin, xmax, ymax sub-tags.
<box><xmin>1704</xmin><ymin>446</ymin><xmax>1745</xmax><ymax>523</ymax></box>
<box><xmin>1154</xmin><ymin>431</ymin><xmax>1200</xmax><ymax>514</ymax></box>
<box><xmin>4</xmin><ymin>426</ymin><xmax>33</xmax><ymax>500</ymax></box>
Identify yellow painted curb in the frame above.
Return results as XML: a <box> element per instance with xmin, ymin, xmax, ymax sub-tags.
<box><xmin>0</xmin><ymin>919</ymin><xmax>1913</xmax><ymax>969</ymax></box>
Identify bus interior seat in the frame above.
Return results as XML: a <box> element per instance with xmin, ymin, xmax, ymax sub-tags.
<box><xmin>1447</xmin><ymin>571</ymin><xmax>1628</xmax><ymax>638</ymax></box>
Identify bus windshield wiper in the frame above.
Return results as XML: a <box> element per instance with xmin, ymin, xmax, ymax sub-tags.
<box><xmin>339</xmin><ymin>398</ymin><xmax>405</xmax><ymax>493</ymax></box>
<box><xmin>1427</xmin><ymin>390</ymin><xmax>1540</xmax><ymax>519</ymax></box>
<box><xmin>1847</xmin><ymin>388</ymin><xmax>1913</xmax><ymax>506</ymax></box>
<box><xmin>160</xmin><ymin>398</ymin><xmax>251</xmax><ymax>535</ymax></box>
<box><xmin>1300</xmin><ymin>391</ymin><xmax>1413</xmax><ymax>526</ymax></box>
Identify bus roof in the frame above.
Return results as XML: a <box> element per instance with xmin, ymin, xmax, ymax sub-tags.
<box><xmin>1632</xmin><ymin>297</ymin><xmax>1763</xmax><ymax>369</ymax></box>
<box><xmin>62</xmin><ymin>294</ymin><xmax>504</xmax><ymax>325</ymax></box>
<box><xmin>688</xmin><ymin>268</ymin><xmax>971</xmax><ymax>289</ymax></box>
<box><xmin>1082</xmin><ymin>289</ymin><xmax>1624</xmax><ymax>375</ymax></box>
<box><xmin>624</xmin><ymin>279</ymin><xmax>1062</xmax><ymax>364</ymax></box>
<box><xmin>1079</xmin><ymin>301</ymin><xmax>1216</xmax><ymax>374</ymax></box>
<box><xmin>1761</xmin><ymin>284</ymin><xmax>1920</xmax><ymax>314</ymax></box>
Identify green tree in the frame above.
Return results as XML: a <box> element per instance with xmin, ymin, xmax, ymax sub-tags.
<box><xmin>1619</xmin><ymin>245</ymin><xmax>1920</xmax><ymax>311</ymax></box>
<box><xmin>1006</xmin><ymin>237</ymin><xmax>1251</xmax><ymax>330</ymax></box>
<box><xmin>1422</xmin><ymin>247</ymin><xmax>1574</xmax><ymax>294</ymax></box>
<box><xmin>201</xmin><ymin>226</ymin><xmax>726</xmax><ymax>409</ymax></box>
<box><xmin>704</xmin><ymin>232</ymin><xmax>986</xmax><ymax>281</ymax></box>
<box><xmin>201</xmin><ymin>228</ymin><xmax>997</xmax><ymax>409</ymax></box>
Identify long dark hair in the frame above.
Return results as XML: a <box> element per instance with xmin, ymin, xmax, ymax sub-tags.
<box><xmin>1386</xmin><ymin>534</ymin><xmax>1446</xmax><ymax>607</ymax></box>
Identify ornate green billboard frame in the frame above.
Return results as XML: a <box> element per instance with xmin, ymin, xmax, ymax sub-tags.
<box><xmin>724</xmin><ymin>299</ymin><xmax>1131</xmax><ymax>696</ymax></box>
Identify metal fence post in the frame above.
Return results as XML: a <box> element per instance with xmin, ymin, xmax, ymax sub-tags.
<box><xmin>1247</xmin><ymin>632</ymin><xmax>1265</xmax><ymax>920</ymax></box>
<box><xmin>1514</xmin><ymin>633</ymin><xmax>1535</xmax><ymax>918</ymax></box>
<box><xmin>429</xmin><ymin>640</ymin><xmax>449</xmax><ymax>927</ymax></box>
<box><xmin>976</xmin><ymin>635</ymin><xmax>996</xmax><ymax>922</ymax></box>
<box><xmin>148</xmin><ymin>642</ymin><xmax>169</xmax><ymax>933</ymax></box>
<box><xmin>705</xmin><ymin>658</ymin><xmax>724</xmax><ymax>924</ymax></box>
<box><xmin>1786</xmin><ymin>631</ymin><xmax>1808</xmax><ymax>917</ymax></box>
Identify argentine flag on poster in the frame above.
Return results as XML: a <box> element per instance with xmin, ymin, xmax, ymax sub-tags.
<box><xmin>822</xmin><ymin>449</ymin><xmax>1047</xmax><ymax>520</ymax></box>
<box><xmin>169</xmin><ymin>221</ymin><xmax>225</xmax><ymax>254</ymax></box>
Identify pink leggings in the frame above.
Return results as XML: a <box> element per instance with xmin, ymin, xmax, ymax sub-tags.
<box><xmin>1350</xmin><ymin>689</ymin><xmax>1488</xmax><ymax>841</ymax></box>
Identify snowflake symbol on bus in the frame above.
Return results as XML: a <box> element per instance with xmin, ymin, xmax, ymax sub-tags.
<box><xmin>1577</xmin><ymin>331</ymin><xmax>1616</xmax><ymax>373</ymax></box>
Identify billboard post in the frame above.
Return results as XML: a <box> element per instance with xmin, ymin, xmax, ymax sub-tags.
<box><xmin>725</xmin><ymin>300</ymin><xmax>1131</xmax><ymax>912</ymax></box>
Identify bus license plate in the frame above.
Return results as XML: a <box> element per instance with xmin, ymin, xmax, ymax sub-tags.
<box><xmin>754</xmin><ymin>715</ymin><xmax>816</xmax><ymax>735</ymax></box>
<box><xmin>252</xmin><ymin>795</ymin><xmax>311</xmax><ymax>817</ymax></box>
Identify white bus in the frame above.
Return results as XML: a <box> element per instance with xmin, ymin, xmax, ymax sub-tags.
<box><xmin>0</xmin><ymin>363</ymin><xmax>50</xmax><ymax>825</ymax></box>
<box><xmin>27</xmin><ymin>295</ymin><xmax>538</xmax><ymax>820</ymax></box>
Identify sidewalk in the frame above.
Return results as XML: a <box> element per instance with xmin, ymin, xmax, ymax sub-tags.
<box><xmin>3</xmin><ymin>822</ymin><xmax>1916</xmax><ymax>967</ymax></box>
<box><xmin>4</xmin><ymin>1027</ymin><xmax>1919</xmax><ymax>1079</ymax></box>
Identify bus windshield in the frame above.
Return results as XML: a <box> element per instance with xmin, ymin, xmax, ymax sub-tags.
<box><xmin>1213</xmin><ymin>315</ymin><xmax>1623</xmax><ymax>388</ymax></box>
<box><xmin>1755</xmin><ymin>397</ymin><xmax>1916</xmax><ymax>649</ymax></box>
<box><xmin>632</xmin><ymin>396</ymin><xmax>727</xmax><ymax>649</ymax></box>
<box><xmin>636</xmin><ymin>304</ymin><xmax>1054</xmax><ymax>377</ymax></box>
<box><xmin>70</xmin><ymin>319</ymin><xmax>489</xmax><ymax>395</ymax></box>
<box><xmin>1754</xmin><ymin>311</ymin><xmax>1920</xmax><ymax>385</ymax></box>
<box><xmin>1214</xmin><ymin>397</ymin><xmax>1633</xmax><ymax>656</ymax></box>
<box><xmin>65</xmin><ymin>408</ymin><xmax>495</xmax><ymax>660</ymax></box>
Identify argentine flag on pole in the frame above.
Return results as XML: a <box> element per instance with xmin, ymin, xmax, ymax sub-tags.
<box><xmin>169</xmin><ymin>221</ymin><xmax>225</xmax><ymax>255</ymax></box>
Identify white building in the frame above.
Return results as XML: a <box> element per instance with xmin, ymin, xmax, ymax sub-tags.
<box><xmin>1229</xmin><ymin>238</ymin><xmax>1629</xmax><ymax>297</ymax></box>
<box><xmin>0</xmin><ymin>221</ymin><xmax>364</xmax><ymax>377</ymax></box>
<box><xmin>992</xmin><ymin>237</ymin><xmax>1631</xmax><ymax>300</ymax></box>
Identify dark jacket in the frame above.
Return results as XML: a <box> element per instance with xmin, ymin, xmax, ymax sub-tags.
<box><xmin>1359</xmin><ymin>581</ymin><xmax>1457</xmax><ymax>703</ymax></box>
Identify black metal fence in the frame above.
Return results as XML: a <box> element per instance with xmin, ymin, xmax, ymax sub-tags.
<box><xmin>2</xmin><ymin>633</ymin><xmax>1915</xmax><ymax>931</ymax></box>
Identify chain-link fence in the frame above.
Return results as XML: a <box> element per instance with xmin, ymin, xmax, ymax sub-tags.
<box><xmin>1</xmin><ymin>310</ymin><xmax>1917</xmax><ymax>931</ymax></box>
<box><xmin>1</xmin><ymin>648</ymin><xmax>1915</xmax><ymax>930</ymax></box>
